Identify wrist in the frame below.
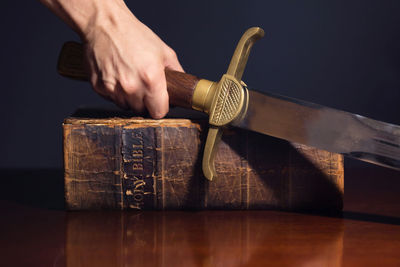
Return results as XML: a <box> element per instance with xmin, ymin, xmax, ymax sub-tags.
<box><xmin>43</xmin><ymin>0</ymin><xmax>131</xmax><ymax>40</ymax></box>
<box><xmin>78</xmin><ymin>0</ymin><xmax>128</xmax><ymax>37</ymax></box>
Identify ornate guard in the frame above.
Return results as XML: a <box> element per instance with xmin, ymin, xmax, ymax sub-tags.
<box><xmin>192</xmin><ymin>27</ymin><xmax>265</xmax><ymax>180</ymax></box>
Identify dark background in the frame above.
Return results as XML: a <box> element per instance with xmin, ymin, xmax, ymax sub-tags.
<box><xmin>1</xmin><ymin>0</ymin><xmax>399</xmax><ymax>169</ymax></box>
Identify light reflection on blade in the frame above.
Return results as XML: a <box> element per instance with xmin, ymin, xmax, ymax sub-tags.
<box><xmin>237</xmin><ymin>89</ymin><xmax>400</xmax><ymax>170</ymax></box>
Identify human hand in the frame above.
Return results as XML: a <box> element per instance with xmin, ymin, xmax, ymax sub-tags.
<box><xmin>82</xmin><ymin>3</ymin><xmax>183</xmax><ymax>118</ymax></box>
<box><xmin>40</xmin><ymin>0</ymin><xmax>183</xmax><ymax>118</ymax></box>
<box><xmin>83</xmin><ymin>5</ymin><xmax>183</xmax><ymax>118</ymax></box>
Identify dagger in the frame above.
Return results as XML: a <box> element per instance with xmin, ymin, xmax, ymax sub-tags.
<box><xmin>57</xmin><ymin>27</ymin><xmax>400</xmax><ymax>181</ymax></box>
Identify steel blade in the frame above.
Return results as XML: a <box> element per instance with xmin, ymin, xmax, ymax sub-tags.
<box><xmin>237</xmin><ymin>89</ymin><xmax>400</xmax><ymax>170</ymax></box>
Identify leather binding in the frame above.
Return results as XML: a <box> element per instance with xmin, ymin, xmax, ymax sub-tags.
<box><xmin>63</xmin><ymin>109</ymin><xmax>344</xmax><ymax>211</ymax></box>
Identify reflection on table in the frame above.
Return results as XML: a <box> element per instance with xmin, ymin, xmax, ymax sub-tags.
<box><xmin>66</xmin><ymin>211</ymin><xmax>344</xmax><ymax>266</ymax></box>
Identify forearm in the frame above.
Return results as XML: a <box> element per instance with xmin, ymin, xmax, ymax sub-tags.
<box><xmin>38</xmin><ymin>0</ymin><xmax>130</xmax><ymax>38</ymax></box>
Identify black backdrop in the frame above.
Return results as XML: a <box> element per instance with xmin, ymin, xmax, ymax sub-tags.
<box><xmin>1</xmin><ymin>0</ymin><xmax>399</xmax><ymax>169</ymax></box>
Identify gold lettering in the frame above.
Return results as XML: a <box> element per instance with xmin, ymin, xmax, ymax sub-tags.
<box><xmin>133</xmin><ymin>132</ymin><xmax>142</xmax><ymax>139</ymax></box>
<box><xmin>129</xmin><ymin>204</ymin><xmax>141</xmax><ymax>210</ymax></box>
<box><xmin>132</xmin><ymin>149</ymin><xmax>143</xmax><ymax>156</ymax></box>
<box><xmin>133</xmin><ymin>180</ymin><xmax>145</xmax><ymax>189</ymax></box>
<box><xmin>127</xmin><ymin>132</ymin><xmax>148</xmax><ymax>209</ymax></box>
<box><xmin>132</xmin><ymin>175</ymin><xmax>142</xmax><ymax>181</ymax></box>
<box><xmin>133</xmin><ymin>191</ymin><xmax>144</xmax><ymax>202</ymax></box>
<box><xmin>133</xmin><ymin>163</ymin><xmax>143</xmax><ymax>170</ymax></box>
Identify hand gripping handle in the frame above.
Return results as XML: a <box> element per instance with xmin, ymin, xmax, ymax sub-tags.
<box><xmin>57</xmin><ymin>42</ymin><xmax>200</xmax><ymax>109</ymax></box>
<box><xmin>57</xmin><ymin>27</ymin><xmax>264</xmax><ymax>181</ymax></box>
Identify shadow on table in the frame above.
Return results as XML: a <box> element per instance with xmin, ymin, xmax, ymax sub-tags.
<box><xmin>341</xmin><ymin>211</ymin><xmax>400</xmax><ymax>225</ymax></box>
<box><xmin>0</xmin><ymin>168</ymin><xmax>64</xmax><ymax>210</ymax></box>
<box><xmin>340</xmin><ymin>162</ymin><xmax>400</xmax><ymax>225</ymax></box>
<box><xmin>292</xmin><ymin>209</ymin><xmax>400</xmax><ymax>226</ymax></box>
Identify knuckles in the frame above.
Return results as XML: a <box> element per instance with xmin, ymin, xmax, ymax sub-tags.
<box><xmin>86</xmin><ymin>50</ymin><xmax>170</xmax><ymax>118</ymax></box>
<box><xmin>165</xmin><ymin>47</ymin><xmax>178</xmax><ymax>61</ymax></box>
<box><xmin>120</xmin><ymin>77</ymin><xmax>141</xmax><ymax>96</ymax></box>
<box><xmin>102</xmin><ymin>81</ymin><xmax>116</xmax><ymax>93</ymax></box>
<box><xmin>140</xmin><ymin>65</ymin><xmax>166</xmax><ymax>95</ymax></box>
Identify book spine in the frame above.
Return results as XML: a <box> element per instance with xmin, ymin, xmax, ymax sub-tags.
<box><xmin>121</xmin><ymin>126</ymin><xmax>157</xmax><ymax>210</ymax></box>
<box><xmin>119</xmin><ymin>123</ymin><xmax>206</xmax><ymax>210</ymax></box>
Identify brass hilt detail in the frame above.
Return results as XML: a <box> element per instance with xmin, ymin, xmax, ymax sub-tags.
<box><xmin>192</xmin><ymin>27</ymin><xmax>265</xmax><ymax>181</ymax></box>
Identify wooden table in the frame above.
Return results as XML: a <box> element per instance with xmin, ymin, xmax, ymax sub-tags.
<box><xmin>1</xmin><ymin>162</ymin><xmax>399</xmax><ymax>266</ymax></box>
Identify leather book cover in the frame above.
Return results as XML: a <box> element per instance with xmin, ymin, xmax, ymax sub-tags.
<box><xmin>63</xmin><ymin>109</ymin><xmax>343</xmax><ymax>211</ymax></box>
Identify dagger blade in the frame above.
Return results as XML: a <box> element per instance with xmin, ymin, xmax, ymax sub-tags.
<box><xmin>237</xmin><ymin>88</ymin><xmax>400</xmax><ymax>170</ymax></box>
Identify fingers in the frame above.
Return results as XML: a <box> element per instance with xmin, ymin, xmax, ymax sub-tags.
<box><xmin>120</xmin><ymin>77</ymin><xmax>146</xmax><ymax>113</ymax></box>
<box><xmin>113</xmin><ymin>83</ymin><xmax>129</xmax><ymax>110</ymax></box>
<box><xmin>141</xmin><ymin>65</ymin><xmax>169</xmax><ymax>119</ymax></box>
<box><xmin>88</xmin><ymin>56</ymin><xmax>176</xmax><ymax>118</ymax></box>
<box><xmin>93</xmin><ymin>77</ymin><xmax>130</xmax><ymax>110</ymax></box>
<box><xmin>83</xmin><ymin>19</ymin><xmax>182</xmax><ymax>119</ymax></box>
<box><xmin>164</xmin><ymin>47</ymin><xmax>184</xmax><ymax>72</ymax></box>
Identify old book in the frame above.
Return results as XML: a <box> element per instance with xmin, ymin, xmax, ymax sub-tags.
<box><xmin>64</xmin><ymin>109</ymin><xmax>344</xmax><ymax>211</ymax></box>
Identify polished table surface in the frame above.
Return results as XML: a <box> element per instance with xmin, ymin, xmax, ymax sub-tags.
<box><xmin>1</xmin><ymin>162</ymin><xmax>400</xmax><ymax>266</ymax></box>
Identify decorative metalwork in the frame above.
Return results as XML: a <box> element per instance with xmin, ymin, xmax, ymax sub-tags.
<box><xmin>210</xmin><ymin>75</ymin><xmax>242</xmax><ymax>126</ymax></box>
<box><xmin>192</xmin><ymin>27</ymin><xmax>265</xmax><ymax>181</ymax></box>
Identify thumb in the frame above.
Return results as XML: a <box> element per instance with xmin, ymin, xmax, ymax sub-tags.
<box><xmin>164</xmin><ymin>47</ymin><xmax>184</xmax><ymax>73</ymax></box>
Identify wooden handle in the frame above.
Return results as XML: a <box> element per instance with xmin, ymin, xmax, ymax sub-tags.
<box><xmin>57</xmin><ymin>41</ymin><xmax>200</xmax><ymax>109</ymax></box>
<box><xmin>165</xmin><ymin>69</ymin><xmax>199</xmax><ymax>109</ymax></box>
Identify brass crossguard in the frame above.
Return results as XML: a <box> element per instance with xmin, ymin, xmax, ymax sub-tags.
<box><xmin>57</xmin><ymin>27</ymin><xmax>264</xmax><ymax>181</ymax></box>
<box><xmin>191</xmin><ymin>27</ymin><xmax>264</xmax><ymax>180</ymax></box>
